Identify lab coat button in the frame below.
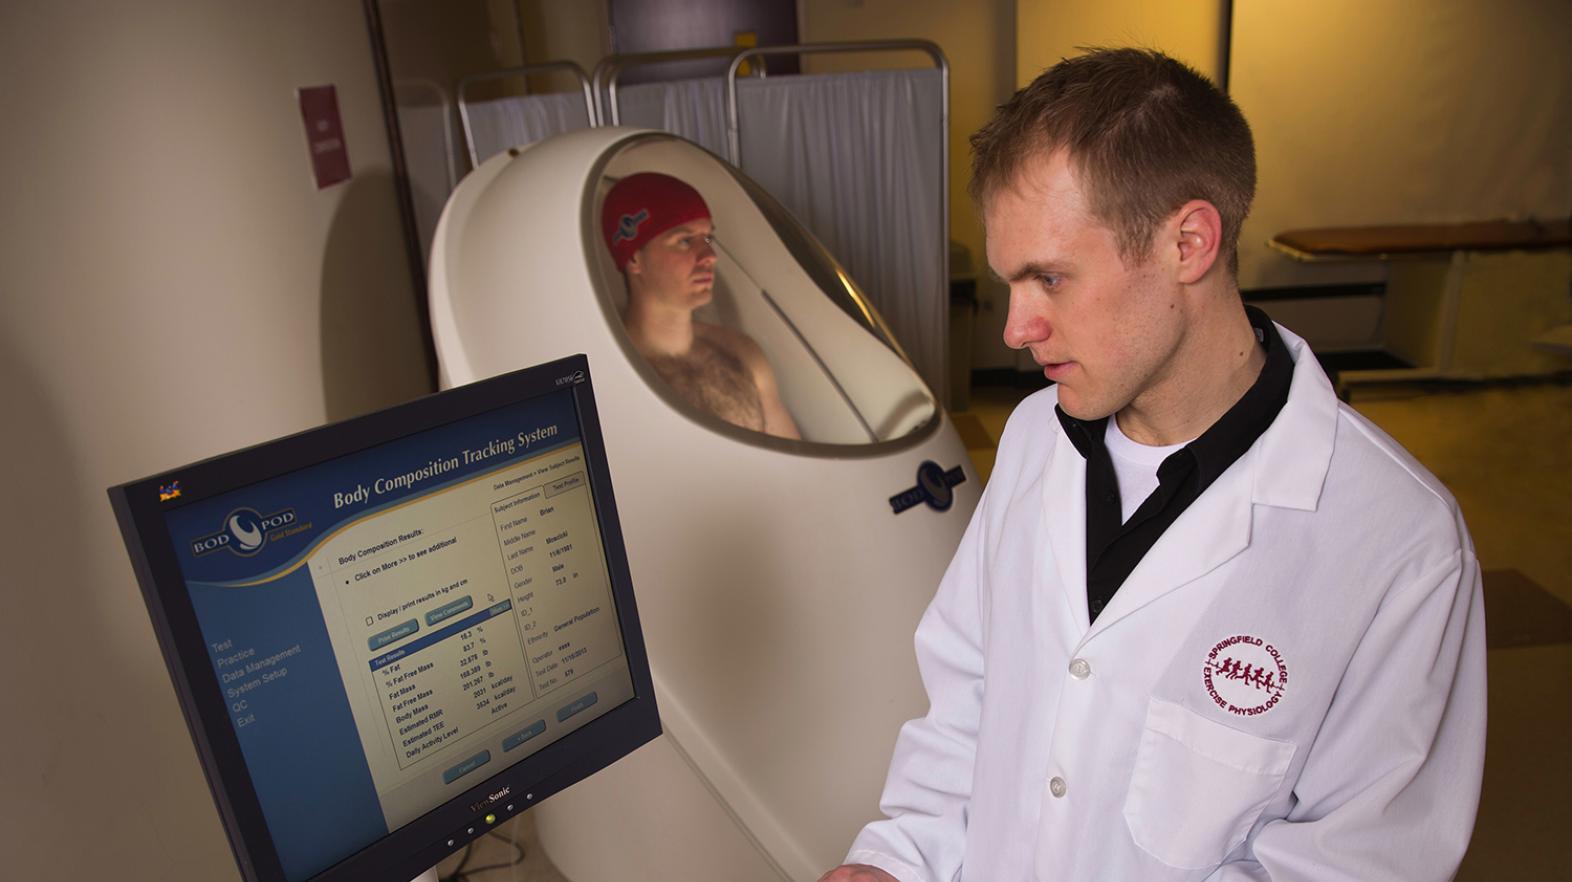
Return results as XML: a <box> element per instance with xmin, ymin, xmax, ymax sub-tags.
<box><xmin>1068</xmin><ymin>658</ymin><xmax>1091</xmax><ymax>679</ymax></box>
<box><xmin>1049</xmin><ymin>776</ymin><xmax>1067</xmax><ymax>798</ymax></box>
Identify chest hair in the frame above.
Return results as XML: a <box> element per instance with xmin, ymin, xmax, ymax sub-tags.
<box><xmin>646</xmin><ymin>338</ymin><xmax>764</xmax><ymax>431</ymax></box>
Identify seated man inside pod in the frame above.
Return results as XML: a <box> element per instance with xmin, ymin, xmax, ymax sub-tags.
<box><xmin>602</xmin><ymin>172</ymin><xmax>800</xmax><ymax>440</ymax></box>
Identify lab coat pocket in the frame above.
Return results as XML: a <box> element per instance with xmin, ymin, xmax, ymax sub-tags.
<box><xmin>1123</xmin><ymin>698</ymin><xmax>1295</xmax><ymax>870</ymax></box>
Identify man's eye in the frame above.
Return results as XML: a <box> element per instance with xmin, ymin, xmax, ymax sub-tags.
<box><xmin>1038</xmin><ymin>273</ymin><xmax>1061</xmax><ymax>289</ymax></box>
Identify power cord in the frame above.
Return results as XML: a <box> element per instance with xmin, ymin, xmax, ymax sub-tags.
<box><xmin>438</xmin><ymin>826</ymin><xmax>526</xmax><ymax>881</ymax></box>
<box><xmin>438</xmin><ymin>842</ymin><xmax>474</xmax><ymax>882</ymax></box>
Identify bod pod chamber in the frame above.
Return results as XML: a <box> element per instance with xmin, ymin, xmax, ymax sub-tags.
<box><xmin>429</xmin><ymin>128</ymin><xmax>980</xmax><ymax>881</ymax></box>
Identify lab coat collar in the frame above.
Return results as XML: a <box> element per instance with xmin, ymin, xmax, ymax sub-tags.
<box><xmin>1050</xmin><ymin>320</ymin><xmax>1340</xmax><ymax>642</ymax></box>
<box><xmin>1251</xmin><ymin>322</ymin><xmax>1338</xmax><ymax>512</ymax></box>
<box><xmin>1043</xmin><ymin>427</ymin><xmax>1092</xmax><ymax>633</ymax></box>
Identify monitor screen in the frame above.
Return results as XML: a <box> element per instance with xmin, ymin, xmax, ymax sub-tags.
<box><xmin>108</xmin><ymin>354</ymin><xmax>659</xmax><ymax>882</ymax></box>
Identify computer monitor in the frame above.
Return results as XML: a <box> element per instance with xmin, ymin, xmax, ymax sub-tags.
<box><xmin>108</xmin><ymin>354</ymin><xmax>660</xmax><ymax>882</ymax></box>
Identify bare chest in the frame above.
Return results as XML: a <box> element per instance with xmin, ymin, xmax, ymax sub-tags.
<box><xmin>647</xmin><ymin>339</ymin><xmax>764</xmax><ymax>431</ymax></box>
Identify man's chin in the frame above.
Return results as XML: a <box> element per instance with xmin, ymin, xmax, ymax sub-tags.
<box><xmin>1054</xmin><ymin>390</ymin><xmax>1115</xmax><ymax>423</ymax></box>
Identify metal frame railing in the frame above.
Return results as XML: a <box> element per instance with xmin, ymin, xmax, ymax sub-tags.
<box><xmin>392</xmin><ymin>78</ymin><xmax>459</xmax><ymax>194</ymax></box>
<box><xmin>589</xmin><ymin>47</ymin><xmax>766</xmax><ymax>127</ymax></box>
<box><xmin>456</xmin><ymin>61</ymin><xmax>595</xmax><ymax>168</ymax></box>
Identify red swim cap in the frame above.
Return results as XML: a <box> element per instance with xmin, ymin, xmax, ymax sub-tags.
<box><xmin>601</xmin><ymin>172</ymin><xmax>711</xmax><ymax>270</ymax></box>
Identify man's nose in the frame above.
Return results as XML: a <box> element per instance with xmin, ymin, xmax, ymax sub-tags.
<box><xmin>1001</xmin><ymin>287</ymin><xmax>1049</xmax><ymax>350</ymax></box>
<box><xmin>696</xmin><ymin>238</ymin><xmax>718</xmax><ymax>264</ymax></box>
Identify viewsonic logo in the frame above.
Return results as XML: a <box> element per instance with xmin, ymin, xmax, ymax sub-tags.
<box><xmin>191</xmin><ymin>506</ymin><xmax>298</xmax><ymax>557</ymax></box>
<box><xmin>470</xmin><ymin>785</ymin><xmax>511</xmax><ymax>813</ymax></box>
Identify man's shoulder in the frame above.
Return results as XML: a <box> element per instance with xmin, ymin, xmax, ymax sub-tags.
<box><xmin>1328</xmin><ymin>402</ymin><xmax>1461</xmax><ymax>514</ymax></box>
<box><xmin>1310</xmin><ymin>402</ymin><xmax>1472</xmax><ymax>570</ymax></box>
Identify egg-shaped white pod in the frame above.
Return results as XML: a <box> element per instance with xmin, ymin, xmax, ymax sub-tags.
<box><xmin>429</xmin><ymin>127</ymin><xmax>980</xmax><ymax>881</ymax></box>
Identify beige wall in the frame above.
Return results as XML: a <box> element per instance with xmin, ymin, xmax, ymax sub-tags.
<box><xmin>1232</xmin><ymin>0</ymin><xmax>1572</xmax><ymax>292</ymax></box>
<box><xmin>0</xmin><ymin>2</ymin><xmax>430</xmax><ymax>878</ymax></box>
<box><xmin>1015</xmin><ymin>0</ymin><xmax>1226</xmax><ymax>86</ymax></box>
<box><xmin>381</xmin><ymin>0</ymin><xmax>524</xmax><ymax>97</ymax></box>
<box><xmin>517</xmin><ymin>0</ymin><xmax>612</xmax><ymax>92</ymax></box>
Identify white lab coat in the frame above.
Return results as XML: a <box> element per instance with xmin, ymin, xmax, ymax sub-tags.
<box><xmin>846</xmin><ymin>324</ymin><xmax>1487</xmax><ymax>881</ymax></box>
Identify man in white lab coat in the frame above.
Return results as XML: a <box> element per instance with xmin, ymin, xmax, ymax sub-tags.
<box><xmin>821</xmin><ymin>48</ymin><xmax>1486</xmax><ymax>881</ymax></box>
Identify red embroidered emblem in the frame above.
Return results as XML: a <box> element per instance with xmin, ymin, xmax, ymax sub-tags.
<box><xmin>1203</xmin><ymin>634</ymin><xmax>1288</xmax><ymax>717</ymax></box>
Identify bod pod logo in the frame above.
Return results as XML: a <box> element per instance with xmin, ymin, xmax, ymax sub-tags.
<box><xmin>191</xmin><ymin>507</ymin><xmax>297</xmax><ymax>557</ymax></box>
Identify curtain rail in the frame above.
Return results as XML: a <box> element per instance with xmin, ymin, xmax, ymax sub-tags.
<box><xmin>591</xmin><ymin>47</ymin><xmax>766</xmax><ymax>127</ymax></box>
<box><xmin>456</xmin><ymin>61</ymin><xmax>595</xmax><ymax>168</ymax></box>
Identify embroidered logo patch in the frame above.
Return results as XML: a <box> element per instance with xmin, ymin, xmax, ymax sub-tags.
<box><xmin>613</xmin><ymin>208</ymin><xmax>650</xmax><ymax>244</ymax></box>
<box><xmin>1202</xmin><ymin>634</ymin><xmax>1288</xmax><ymax>717</ymax></box>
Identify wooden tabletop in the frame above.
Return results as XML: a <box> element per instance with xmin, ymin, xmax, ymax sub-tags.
<box><xmin>1270</xmin><ymin>218</ymin><xmax>1572</xmax><ymax>260</ymax></box>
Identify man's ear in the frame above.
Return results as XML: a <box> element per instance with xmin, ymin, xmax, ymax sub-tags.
<box><xmin>624</xmin><ymin>250</ymin><xmax>644</xmax><ymax>277</ymax></box>
<box><xmin>1171</xmin><ymin>199</ymin><xmax>1222</xmax><ymax>285</ymax></box>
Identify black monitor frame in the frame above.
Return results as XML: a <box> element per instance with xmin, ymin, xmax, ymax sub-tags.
<box><xmin>108</xmin><ymin>354</ymin><xmax>660</xmax><ymax>882</ymax></box>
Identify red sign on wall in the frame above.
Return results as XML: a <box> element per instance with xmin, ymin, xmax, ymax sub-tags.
<box><xmin>298</xmin><ymin>85</ymin><xmax>352</xmax><ymax>189</ymax></box>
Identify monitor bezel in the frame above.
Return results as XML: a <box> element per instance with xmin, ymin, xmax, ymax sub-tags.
<box><xmin>108</xmin><ymin>353</ymin><xmax>660</xmax><ymax>882</ymax></box>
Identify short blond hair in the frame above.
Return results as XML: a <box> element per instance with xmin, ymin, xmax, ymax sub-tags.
<box><xmin>970</xmin><ymin>47</ymin><xmax>1256</xmax><ymax>276</ymax></box>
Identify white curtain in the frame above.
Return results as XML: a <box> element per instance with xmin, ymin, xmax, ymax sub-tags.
<box><xmin>617</xmin><ymin>78</ymin><xmax>732</xmax><ymax>158</ymax></box>
<box><xmin>462</xmin><ymin>69</ymin><xmax>948</xmax><ymax>398</ymax></box>
<box><xmin>463</xmin><ymin>92</ymin><xmax>594</xmax><ymax>165</ymax></box>
<box><xmin>735</xmin><ymin>69</ymin><xmax>946</xmax><ymax>400</ymax></box>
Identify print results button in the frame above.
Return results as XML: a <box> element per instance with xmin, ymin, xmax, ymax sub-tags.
<box><xmin>1049</xmin><ymin>776</ymin><xmax>1067</xmax><ymax>798</ymax></box>
<box><xmin>555</xmin><ymin>691</ymin><xmax>599</xmax><ymax>723</ymax></box>
<box><xmin>368</xmin><ymin>619</ymin><xmax>419</xmax><ymax>651</ymax></box>
<box><xmin>1068</xmin><ymin>658</ymin><xmax>1091</xmax><ymax>679</ymax></box>
<box><xmin>441</xmin><ymin>750</ymin><xmax>492</xmax><ymax>785</ymax></box>
<box><xmin>502</xmin><ymin>720</ymin><xmax>548</xmax><ymax>752</ymax></box>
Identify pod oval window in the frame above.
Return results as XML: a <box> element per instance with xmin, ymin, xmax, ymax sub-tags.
<box><xmin>587</xmin><ymin>135</ymin><xmax>937</xmax><ymax>449</ymax></box>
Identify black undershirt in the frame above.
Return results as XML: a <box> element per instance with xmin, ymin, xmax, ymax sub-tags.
<box><xmin>1056</xmin><ymin>306</ymin><xmax>1293</xmax><ymax>624</ymax></box>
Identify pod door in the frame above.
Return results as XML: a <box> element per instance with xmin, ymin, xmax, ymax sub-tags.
<box><xmin>589</xmin><ymin>133</ymin><xmax>938</xmax><ymax>449</ymax></box>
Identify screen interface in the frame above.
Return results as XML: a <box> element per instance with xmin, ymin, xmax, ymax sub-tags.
<box><xmin>160</xmin><ymin>386</ymin><xmax>635</xmax><ymax>881</ymax></box>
